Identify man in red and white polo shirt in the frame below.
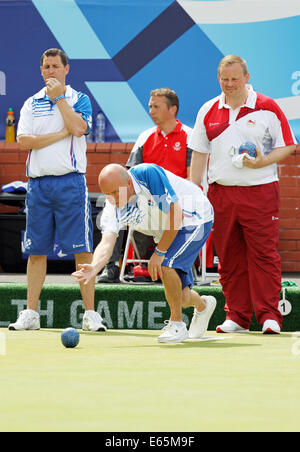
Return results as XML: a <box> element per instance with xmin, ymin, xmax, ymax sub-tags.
<box><xmin>189</xmin><ymin>55</ymin><xmax>297</xmax><ymax>334</ymax></box>
<box><xmin>98</xmin><ymin>88</ymin><xmax>192</xmax><ymax>283</ymax></box>
<box><xmin>126</xmin><ymin>88</ymin><xmax>191</xmax><ymax>178</ymax></box>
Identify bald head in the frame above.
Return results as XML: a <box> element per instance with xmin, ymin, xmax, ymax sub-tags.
<box><xmin>98</xmin><ymin>164</ymin><xmax>134</xmax><ymax>208</ymax></box>
<box><xmin>99</xmin><ymin>164</ymin><xmax>128</xmax><ymax>189</ymax></box>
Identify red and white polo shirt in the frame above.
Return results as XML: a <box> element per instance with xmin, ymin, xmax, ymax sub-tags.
<box><xmin>126</xmin><ymin>120</ymin><xmax>192</xmax><ymax>179</ymax></box>
<box><xmin>188</xmin><ymin>85</ymin><xmax>297</xmax><ymax>186</ymax></box>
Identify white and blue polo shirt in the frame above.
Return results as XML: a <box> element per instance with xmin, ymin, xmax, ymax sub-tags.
<box><xmin>100</xmin><ymin>163</ymin><xmax>214</xmax><ymax>243</ymax></box>
<box><xmin>17</xmin><ymin>85</ymin><xmax>92</xmax><ymax>178</ymax></box>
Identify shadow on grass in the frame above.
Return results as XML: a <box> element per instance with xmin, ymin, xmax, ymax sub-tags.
<box><xmin>110</xmin><ymin>341</ymin><xmax>262</xmax><ymax>350</ymax></box>
<box><xmin>159</xmin><ymin>341</ymin><xmax>260</xmax><ymax>349</ymax></box>
<box><xmin>40</xmin><ymin>329</ymin><xmax>296</xmax><ymax>346</ymax></box>
<box><xmin>42</xmin><ymin>328</ymin><xmax>156</xmax><ymax>338</ymax></box>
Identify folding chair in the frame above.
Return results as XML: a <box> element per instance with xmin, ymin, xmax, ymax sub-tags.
<box><xmin>119</xmin><ymin>227</ymin><xmax>152</xmax><ymax>284</ymax></box>
<box><xmin>119</xmin><ymin>227</ymin><xmax>200</xmax><ymax>285</ymax></box>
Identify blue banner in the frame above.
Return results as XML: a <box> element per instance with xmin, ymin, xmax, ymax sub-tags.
<box><xmin>1</xmin><ymin>0</ymin><xmax>299</xmax><ymax>143</ymax></box>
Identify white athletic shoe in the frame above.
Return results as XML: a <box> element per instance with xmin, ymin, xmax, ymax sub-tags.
<box><xmin>82</xmin><ymin>310</ymin><xmax>107</xmax><ymax>332</ymax></box>
<box><xmin>262</xmin><ymin>319</ymin><xmax>281</xmax><ymax>334</ymax></box>
<box><xmin>188</xmin><ymin>295</ymin><xmax>217</xmax><ymax>339</ymax></box>
<box><xmin>216</xmin><ymin>319</ymin><xmax>249</xmax><ymax>333</ymax></box>
<box><xmin>8</xmin><ymin>309</ymin><xmax>40</xmax><ymax>331</ymax></box>
<box><xmin>157</xmin><ymin>321</ymin><xmax>188</xmax><ymax>343</ymax></box>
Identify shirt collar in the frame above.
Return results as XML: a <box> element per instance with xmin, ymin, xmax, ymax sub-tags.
<box><xmin>157</xmin><ymin>119</ymin><xmax>182</xmax><ymax>136</ymax></box>
<box><xmin>219</xmin><ymin>84</ymin><xmax>257</xmax><ymax>110</ymax></box>
<box><xmin>114</xmin><ymin>172</ymin><xmax>139</xmax><ymax>213</ymax></box>
<box><xmin>34</xmin><ymin>84</ymin><xmax>72</xmax><ymax>100</ymax></box>
<box><xmin>128</xmin><ymin>170</ymin><xmax>141</xmax><ymax>195</ymax></box>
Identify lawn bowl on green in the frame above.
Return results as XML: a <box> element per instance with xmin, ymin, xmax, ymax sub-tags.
<box><xmin>61</xmin><ymin>327</ymin><xmax>80</xmax><ymax>348</ymax></box>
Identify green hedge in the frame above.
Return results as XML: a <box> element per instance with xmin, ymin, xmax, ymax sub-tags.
<box><xmin>0</xmin><ymin>283</ymin><xmax>299</xmax><ymax>331</ymax></box>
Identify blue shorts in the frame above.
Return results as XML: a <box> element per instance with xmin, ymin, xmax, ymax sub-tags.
<box><xmin>24</xmin><ymin>173</ymin><xmax>93</xmax><ymax>255</ymax></box>
<box><xmin>162</xmin><ymin>221</ymin><xmax>213</xmax><ymax>289</ymax></box>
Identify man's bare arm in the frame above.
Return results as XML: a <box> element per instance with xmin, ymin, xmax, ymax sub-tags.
<box><xmin>46</xmin><ymin>77</ymin><xmax>87</xmax><ymax>137</ymax></box>
<box><xmin>17</xmin><ymin>127</ymin><xmax>70</xmax><ymax>150</ymax></box>
<box><xmin>190</xmin><ymin>151</ymin><xmax>209</xmax><ymax>187</ymax></box>
<box><xmin>72</xmin><ymin>232</ymin><xmax>118</xmax><ymax>284</ymax></box>
<box><xmin>243</xmin><ymin>145</ymin><xmax>296</xmax><ymax>169</ymax></box>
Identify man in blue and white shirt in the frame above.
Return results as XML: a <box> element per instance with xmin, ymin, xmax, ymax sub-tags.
<box><xmin>9</xmin><ymin>48</ymin><xmax>105</xmax><ymax>333</ymax></box>
<box><xmin>73</xmin><ymin>163</ymin><xmax>216</xmax><ymax>343</ymax></box>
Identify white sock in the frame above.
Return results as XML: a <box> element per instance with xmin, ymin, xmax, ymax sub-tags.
<box><xmin>172</xmin><ymin>321</ymin><xmax>184</xmax><ymax>327</ymax></box>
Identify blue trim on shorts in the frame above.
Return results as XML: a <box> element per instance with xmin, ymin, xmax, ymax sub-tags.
<box><xmin>24</xmin><ymin>172</ymin><xmax>93</xmax><ymax>255</ymax></box>
<box><xmin>162</xmin><ymin>221</ymin><xmax>213</xmax><ymax>289</ymax></box>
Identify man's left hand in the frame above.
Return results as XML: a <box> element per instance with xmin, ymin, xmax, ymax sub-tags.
<box><xmin>243</xmin><ymin>147</ymin><xmax>267</xmax><ymax>169</ymax></box>
<box><xmin>148</xmin><ymin>253</ymin><xmax>164</xmax><ymax>282</ymax></box>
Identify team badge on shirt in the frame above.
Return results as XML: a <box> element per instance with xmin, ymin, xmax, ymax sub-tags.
<box><xmin>173</xmin><ymin>141</ymin><xmax>181</xmax><ymax>151</ymax></box>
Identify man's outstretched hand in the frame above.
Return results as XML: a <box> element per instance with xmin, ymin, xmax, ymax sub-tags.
<box><xmin>72</xmin><ymin>264</ymin><xmax>98</xmax><ymax>285</ymax></box>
